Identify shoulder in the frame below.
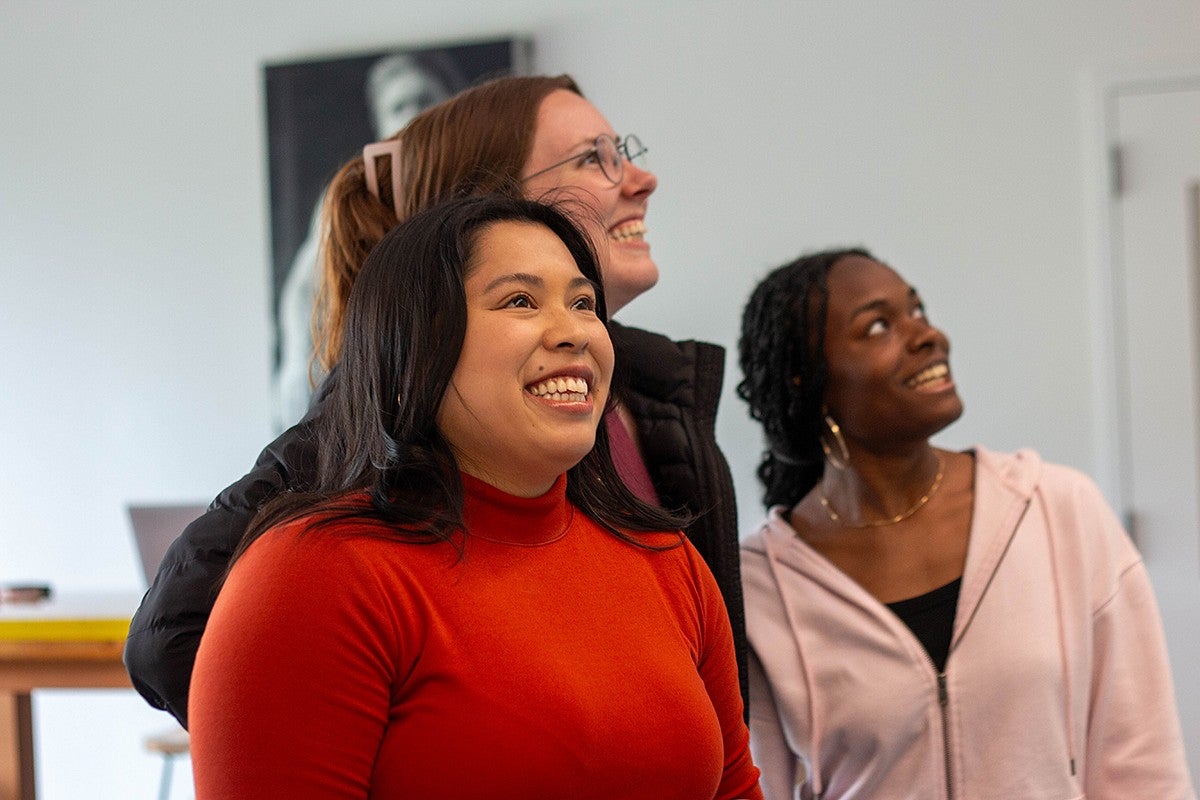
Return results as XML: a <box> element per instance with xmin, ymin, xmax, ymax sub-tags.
<box><xmin>234</xmin><ymin>512</ymin><xmax>390</xmax><ymax>582</ymax></box>
<box><xmin>739</xmin><ymin>508</ymin><xmax>797</xmax><ymax>579</ymax></box>
<box><xmin>609</xmin><ymin>322</ymin><xmax>727</xmax><ymax>418</ymax></box>
<box><xmin>211</xmin><ymin>414</ymin><xmax>323</xmax><ymax>516</ymax></box>
<box><xmin>740</xmin><ymin>507</ymin><xmax>795</xmax><ymax>550</ymax></box>
<box><xmin>975</xmin><ymin>446</ymin><xmax>1140</xmax><ymax>582</ymax></box>
<box><xmin>621</xmin><ymin>527</ymin><xmax>721</xmax><ymax>600</ymax></box>
<box><xmin>212</xmin><ymin>510</ymin><xmax>457</xmax><ymax>661</ymax></box>
<box><xmin>610</xmin><ymin>322</ymin><xmax>725</xmax><ymax>380</ymax></box>
<box><xmin>973</xmin><ymin>446</ymin><xmax>1042</xmax><ymax>491</ymax></box>
<box><xmin>609</xmin><ymin>321</ymin><xmax>695</xmax><ymax>359</ymax></box>
<box><xmin>737</xmin><ymin>512</ymin><xmax>815</xmax><ymax>647</ymax></box>
<box><xmin>195</xmin><ymin>510</ymin><xmax>419</xmax><ymax>719</ymax></box>
<box><xmin>232</xmin><ymin>507</ymin><xmax>448</xmax><ymax>602</ymax></box>
<box><xmin>739</xmin><ymin>524</ymin><xmax>770</xmax><ymax>560</ymax></box>
<box><xmin>975</xmin><ymin>445</ymin><xmax>1116</xmax><ymax>515</ymax></box>
<box><xmin>619</xmin><ymin>524</ymin><xmax>708</xmax><ymax>579</ymax></box>
<box><xmin>236</xmin><ymin>368</ymin><xmax>339</xmax><ymax>494</ymax></box>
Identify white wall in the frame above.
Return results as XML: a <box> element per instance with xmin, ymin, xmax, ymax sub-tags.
<box><xmin>2</xmin><ymin>1</ymin><xmax>1196</xmax><ymax>796</ymax></box>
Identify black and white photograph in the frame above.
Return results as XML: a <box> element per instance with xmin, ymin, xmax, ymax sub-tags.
<box><xmin>265</xmin><ymin>39</ymin><xmax>530</xmax><ymax>429</ymax></box>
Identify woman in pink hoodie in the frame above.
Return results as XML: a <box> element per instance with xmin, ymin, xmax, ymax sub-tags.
<box><xmin>736</xmin><ymin>248</ymin><xmax>1194</xmax><ymax>800</ymax></box>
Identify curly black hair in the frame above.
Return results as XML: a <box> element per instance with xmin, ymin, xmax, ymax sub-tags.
<box><xmin>737</xmin><ymin>247</ymin><xmax>873</xmax><ymax>509</ymax></box>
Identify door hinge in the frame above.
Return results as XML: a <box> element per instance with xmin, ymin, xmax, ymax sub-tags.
<box><xmin>1110</xmin><ymin>143</ymin><xmax>1125</xmax><ymax>198</ymax></box>
<box><xmin>1123</xmin><ymin>507</ymin><xmax>1139</xmax><ymax>550</ymax></box>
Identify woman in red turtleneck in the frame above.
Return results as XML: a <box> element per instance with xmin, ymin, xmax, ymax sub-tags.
<box><xmin>188</xmin><ymin>195</ymin><xmax>761</xmax><ymax>799</ymax></box>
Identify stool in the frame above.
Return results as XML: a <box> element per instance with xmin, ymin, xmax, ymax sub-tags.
<box><xmin>144</xmin><ymin>726</ymin><xmax>190</xmax><ymax>800</ymax></box>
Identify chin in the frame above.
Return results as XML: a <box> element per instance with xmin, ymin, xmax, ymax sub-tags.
<box><xmin>543</xmin><ymin>439</ymin><xmax>598</xmax><ymax>475</ymax></box>
<box><xmin>633</xmin><ymin>261</ymin><xmax>660</xmax><ymax>291</ymax></box>
<box><xmin>607</xmin><ymin>260</ymin><xmax>658</xmax><ymax>308</ymax></box>
<box><xmin>928</xmin><ymin>399</ymin><xmax>965</xmax><ymax>437</ymax></box>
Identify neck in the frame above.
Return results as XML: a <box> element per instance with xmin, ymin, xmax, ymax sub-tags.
<box><xmin>457</xmin><ymin>460</ymin><xmax>559</xmax><ymax>499</ymax></box>
<box><xmin>819</xmin><ymin>445</ymin><xmax>943</xmax><ymax>527</ymax></box>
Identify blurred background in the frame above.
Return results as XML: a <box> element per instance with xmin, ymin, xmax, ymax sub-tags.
<box><xmin>2</xmin><ymin>1</ymin><xmax>1197</xmax><ymax>795</ymax></box>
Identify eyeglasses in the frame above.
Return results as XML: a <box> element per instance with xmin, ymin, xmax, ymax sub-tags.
<box><xmin>523</xmin><ymin>134</ymin><xmax>648</xmax><ymax>186</ymax></box>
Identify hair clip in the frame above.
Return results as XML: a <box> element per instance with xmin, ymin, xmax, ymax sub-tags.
<box><xmin>362</xmin><ymin>139</ymin><xmax>403</xmax><ymax>220</ymax></box>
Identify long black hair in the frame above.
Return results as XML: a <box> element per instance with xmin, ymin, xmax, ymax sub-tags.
<box><xmin>238</xmin><ymin>193</ymin><xmax>685</xmax><ymax>560</ymax></box>
<box><xmin>737</xmin><ymin>247</ymin><xmax>873</xmax><ymax>509</ymax></box>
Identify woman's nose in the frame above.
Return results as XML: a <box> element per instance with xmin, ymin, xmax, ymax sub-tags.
<box><xmin>908</xmin><ymin>319</ymin><xmax>945</xmax><ymax>352</ymax></box>
<box><xmin>544</xmin><ymin>308</ymin><xmax>591</xmax><ymax>352</ymax></box>
<box><xmin>622</xmin><ymin>160</ymin><xmax>657</xmax><ymax>199</ymax></box>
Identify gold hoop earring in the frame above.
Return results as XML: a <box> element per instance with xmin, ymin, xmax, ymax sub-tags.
<box><xmin>820</xmin><ymin>413</ymin><xmax>850</xmax><ymax>470</ymax></box>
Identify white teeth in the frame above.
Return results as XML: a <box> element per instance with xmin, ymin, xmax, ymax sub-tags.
<box><xmin>609</xmin><ymin>220</ymin><xmax>645</xmax><ymax>241</ymax></box>
<box><xmin>908</xmin><ymin>363</ymin><xmax>948</xmax><ymax>387</ymax></box>
<box><xmin>528</xmin><ymin>376</ymin><xmax>590</xmax><ymax>400</ymax></box>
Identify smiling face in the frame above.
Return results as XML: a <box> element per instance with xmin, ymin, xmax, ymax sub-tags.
<box><xmin>436</xmin><ymin>220</ymin><xmax>615</xmax><ymax>496</ymax></box>
<box><xmin>821</xmin><ymin>254</ymin><xmax>963</xmax><ymax>453</ymax></box>
<box><xmin>522</xmin><ymin>89</ymin><xmax>659</xmax><ymax>315</ymax></box>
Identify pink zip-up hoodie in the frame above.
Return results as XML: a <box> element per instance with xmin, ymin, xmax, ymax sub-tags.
<box><xmin>742</xmin><ymin>447</ymin><xmax>1194</xmax><ymax>800</ymax></box>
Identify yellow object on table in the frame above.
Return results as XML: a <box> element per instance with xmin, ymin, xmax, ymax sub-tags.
<box><xmin>0</xmin><ymin>591</ymin><xmax>138</xmax><ymax>800</ymax></box>
<box><xmin>0</xmin><ymin>592</ymin><xmax>132</xmax><ymax>642</ymax></box>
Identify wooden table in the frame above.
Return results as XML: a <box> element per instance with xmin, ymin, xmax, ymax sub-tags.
<box><xmin>0</xmin><ymin>593</ymin><xmax>135</xmax><ymax>800</ymax></box>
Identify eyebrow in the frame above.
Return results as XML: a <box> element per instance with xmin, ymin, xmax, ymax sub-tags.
<box><xmin>558</xmin><ymin>132</ymin><xmax>616</xmax><ymax>156</ymax></box>
<box><xmin>482</xmin><ymin>272</ymin><xmax>596</xmax><ymax>294</ymax></box>
<box><xmin>849</xmin><ymin>286</ymin><xmax>919</xmax><ymax>318</ymax></box>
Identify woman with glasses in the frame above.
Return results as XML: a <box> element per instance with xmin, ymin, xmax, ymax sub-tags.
<box><xmin>124</xmin><ymin>75</ymin><xmax>746</xmax><ymax>733</ymax></box>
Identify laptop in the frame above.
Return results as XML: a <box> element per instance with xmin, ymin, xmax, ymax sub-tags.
<box><xmin>127</xmin><ymin>504</ymin><xmax>208</xmax><ymax>587</ymax></box>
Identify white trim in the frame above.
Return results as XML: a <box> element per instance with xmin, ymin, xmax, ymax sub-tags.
<box><xmin>1086</xmin><ymin>66</ymin><xmax>1200</xmax><ymax>518</ymax></box>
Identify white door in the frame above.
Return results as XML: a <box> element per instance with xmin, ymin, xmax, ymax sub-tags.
<box><xmin>1112</xmin><ymin>80</ymin><xmax>1200</xmax><ymax>777</ymax></box>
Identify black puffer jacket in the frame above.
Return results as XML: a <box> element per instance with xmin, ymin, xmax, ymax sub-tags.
<box><xmin>608</xmin><ymin>323</ymin><xmax>746</xmax><ymax>710</ymax></box>
<box><xmin>123</xmin><ymin>322</ymin><xmax>745</xmax><ymax>728</ymax></box>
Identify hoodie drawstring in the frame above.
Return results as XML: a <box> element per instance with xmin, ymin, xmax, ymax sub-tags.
<box><xmin>1038</xmin><ymin>493</ymin><xmax>1079</xmax><ymax>778</ymax></box>
<box><xmin>762</xmin><ymin>528</ymin><xmax>825</xmax><ymax>799</ymax></box>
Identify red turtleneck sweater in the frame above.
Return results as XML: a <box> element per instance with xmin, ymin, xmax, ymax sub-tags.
<box><xmin>190</xmin><ymin>474</ymin><xmax>761</xmax><ymax>799</ymax></box>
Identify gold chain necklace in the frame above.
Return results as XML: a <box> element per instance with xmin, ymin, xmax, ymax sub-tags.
<box><xmin>819</xmin><ymin>454</ymin><xmax>945</xmax><ymax>528</ymax></box>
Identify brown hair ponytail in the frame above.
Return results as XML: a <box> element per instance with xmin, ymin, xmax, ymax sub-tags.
<box><xmin>311</xmin><ymin>74</ymin><xmax>583</xmax><ymax>373</ymax></box>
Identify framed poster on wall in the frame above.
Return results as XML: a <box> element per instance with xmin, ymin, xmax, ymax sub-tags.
<box><xmin>264</xmin><ymin>38</ymin><xmax>532</xmax><ymax>430</ymax></box>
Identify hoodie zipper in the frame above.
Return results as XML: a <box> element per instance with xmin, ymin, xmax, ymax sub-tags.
<box><xmin>937</xmin><ymin>672</ymin><xmax>953</xmax><ymax>800</ymax></box>
<box><xmin>930</xmin><ymin>496</ymin><xmax>1031</xmax><ymax>800</ymax></box>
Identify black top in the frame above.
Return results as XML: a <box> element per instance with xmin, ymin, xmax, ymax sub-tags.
<box><xmin>887</xmin><ymin>577</ymin><xmax>961</xmax><ymax>673</ymax></box>
<box><xmin>123</xmin><ymin>322</ymin><xmax>745</xmax><ymax>727</ymax></box>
